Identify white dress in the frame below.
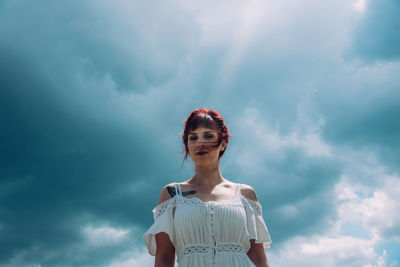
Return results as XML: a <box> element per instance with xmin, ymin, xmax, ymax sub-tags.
<box><xmin>143</xmin><ymin>183</ymin><xmax>272</xmax><ymax>267</ymax></box>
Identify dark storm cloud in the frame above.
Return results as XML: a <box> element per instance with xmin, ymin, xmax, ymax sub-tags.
<box><xmin>256</xmin><ymin>151</ymin><xmax>341</xmax><ymax>245</ymax></box>
<box><xmin>0</xmin><ymin>0</ymin><xmax>195</xmax><ymax>93</ymax></box>
<box><xmin>315</xmin><ymin>83</ymin><xmax>400</xmax><ymax>174</ymax></box>
<box><xmin>2</xmin><ymin>0</ymin><xmax>400</xmax><ymax>265</ymax></box>
<box><xmin>0</xmin><ymin>46</ymin><xmax>163</xmax><ymax>266</ymax></box>
<box><xmin>0</xmin><ymin>0</ymin><xmax>198</xmax><ymax>266</ymax></box>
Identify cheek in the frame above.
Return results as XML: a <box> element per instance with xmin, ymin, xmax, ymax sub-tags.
<box><xmin>187</xmin><ymin>143</ymin><xmax>196</xmax><ymax>150</ymax></box>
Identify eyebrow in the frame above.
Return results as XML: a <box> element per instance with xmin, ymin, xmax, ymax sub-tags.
<box><xmin>188</xmin><ymin>131</ymin><xmax>215</xmax><ymax>135</ymax></box>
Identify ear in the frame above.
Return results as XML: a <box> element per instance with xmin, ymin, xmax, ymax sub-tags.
<box><xmin>220</xmin><ymin>139</ymin><xmax>227</xmax><ymax>152</ymax></box>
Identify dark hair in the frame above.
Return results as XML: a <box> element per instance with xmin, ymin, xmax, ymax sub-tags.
<box><xmin>179</xmin><ymin>109</ymin><xmax>232</xmax><ymax>164</ymax></box>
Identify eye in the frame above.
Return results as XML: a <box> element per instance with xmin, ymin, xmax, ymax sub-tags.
<box><xmin>205</xmin><ymin>134</ymin><xmax>214</xmax><ymax>139</ymax></box>
<box><xmin>189</xmin><ymin>136</ymin><xmax>198</xmax><ymax>141</ymax></box>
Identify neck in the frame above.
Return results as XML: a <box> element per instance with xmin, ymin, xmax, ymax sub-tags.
<box><xmin>192</xmin><ymin>163</ymin><xmax>224</xmax><ymax>186</ymax></box>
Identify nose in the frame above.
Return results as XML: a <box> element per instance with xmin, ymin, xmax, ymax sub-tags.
<box><xmin>194</xmin><ymin>140</ymin><xmax>206</xmax><ymax>149</ymax></box>
<box><xmin>195</xmin><ymin>142</ymin><xmax>204</xmax><ymax>149</ymax></box>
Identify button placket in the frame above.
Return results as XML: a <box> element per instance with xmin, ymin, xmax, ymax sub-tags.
<box><xmin>209</xmin><ymin>202</ymin><xmax>216</xmax><ymax>264</ymax></box>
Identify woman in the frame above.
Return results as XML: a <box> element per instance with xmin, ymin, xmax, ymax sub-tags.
<box><xmin>143</xmin><ymin>109</ymin><xmax>271</xmax><ymax>267</ymax></box>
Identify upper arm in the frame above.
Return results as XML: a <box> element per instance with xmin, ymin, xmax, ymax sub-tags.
<box><xmin>158</xmin><ymin>183</ymin><xmax>176</xmax><ymax>205</ymax></box>
<box><xmin>240</xmin><ymin>184</ymin><xmax>260</xmax><ymax>202</ymax></box>
<box><xmin>155</xmin><ymin>183</ymin><xmax>176</xmax><ymax>266</ymax></box>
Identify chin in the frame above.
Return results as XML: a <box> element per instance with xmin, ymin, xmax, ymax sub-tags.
<box><xmin>195</xmin><ymin>158</ymin><xmax>218</xmax><ymax>165</ymax></box>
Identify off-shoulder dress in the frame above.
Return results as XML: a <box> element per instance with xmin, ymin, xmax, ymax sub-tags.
<box><xmin>143</xmin><ymin>183</ymin><xmax>272</xmax><ymax>267</ymax></box>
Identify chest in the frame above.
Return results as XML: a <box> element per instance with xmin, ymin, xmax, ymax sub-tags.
<box><xmin>173</xmin><ymin>198</ymin><xmax>247</xmax><ymax>231</ymax></box>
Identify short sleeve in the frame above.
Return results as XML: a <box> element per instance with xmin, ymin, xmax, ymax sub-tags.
<box><xmin>143</xmin><ymin>197</ymin><xmax>176</xmax><ymax>256</ymax></box>
<box><xmin>242</xmin><ymin>197</ymin><xmax>272</xmax><ymax>249</ymax></box>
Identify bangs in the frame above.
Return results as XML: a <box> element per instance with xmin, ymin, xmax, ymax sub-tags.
<box><xmin>188</xmin><ymin>113</ymin><xmax>219</xmax><ymax>133</ymax></box>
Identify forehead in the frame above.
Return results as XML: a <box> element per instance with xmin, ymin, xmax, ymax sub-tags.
<box><xmin>188</xmin><ymin>127</ymin><xmax>218</xmax><ymax>135</ymax></box>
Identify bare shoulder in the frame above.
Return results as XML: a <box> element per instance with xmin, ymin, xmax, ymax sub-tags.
<box><xmin>157</xmin><ymin>182</ymin><xmax>177</xmax><ymax>205</ymax></box>
<box><xmin>240</xmin><ymin>183</ymin><xmax>260</xmax><ymax>202</ymax></box>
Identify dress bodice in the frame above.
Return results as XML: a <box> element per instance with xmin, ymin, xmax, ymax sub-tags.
<box><xmin>143</xmin><ymin>183</ymin><xmax>272</xmax><ymax>267</ymax></box>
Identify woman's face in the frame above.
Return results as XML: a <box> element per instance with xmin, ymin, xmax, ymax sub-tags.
<box><xmin>187</xmin><ymin>127</ymin><xmax>226</xmax><ymax>165</ymax></box>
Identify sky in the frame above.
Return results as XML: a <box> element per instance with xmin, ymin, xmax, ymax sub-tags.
<box><xmin>0</xmin><ymin>0</ymin><xmax>399</xmax><ymax>266</ymax></box>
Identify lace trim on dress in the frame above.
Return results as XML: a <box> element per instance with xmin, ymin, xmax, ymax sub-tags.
<box><xmin>215</xmin><ymin>243</ymin><xmax>246</xmax><ymax>254</ymax></box>
<box><xmin>152</xmin><ymin>196</ymin><xmax>176</xmax><ymax>219</ymax></box>
<box><xmin>182</xmin><ymin>244</ymin><xmax>209</xmax><ymax>256</ymax></box>
<box><xmin>152</xmin><ymin>181</ymin><xmax>263</xmax><ymax>220</ymax></box>
<box><xmin>242</xmin><ymin>197</ymin><xmax>262</xmax><ymax>215</ymax></box>
<box><xmin>176</xmin><ymin>195</ymin><xmax>243</xmax><ymax>206</ymax></box>
<box><xmin>179</xmin><ymin>243</ymin><xmax>246</xmax><ymax>263</ymax></box>
<box><xmin>182</xmin><ymin>243</ymin><xmax>245</xmax><ymax>255</ymax></box>
<box><xmin>153</xmin><ymin>194</ymin><xmax>262</xmax><ymax>219</ymax></box>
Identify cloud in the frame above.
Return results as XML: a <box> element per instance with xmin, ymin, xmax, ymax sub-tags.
<box><xmin>337</xmin><ymin>175</ymin><xmax>400</xmax><ymax>242</ymax></box>
<box><xmin>353</xmin><ymin>0</ymin><xmax>367</xmax><ymax>12</ymax></box>
<box><xmin>82</xmin><ymin>225</ymin><xmax>130</xmax><ymax>246</ymax></box>
<box><xmin>0</xmin><ymin>0</ymin><xmax>198</xmax><ymax>93</ymax></box>
<box><xmin>345</xmin><ymin>0</ymin><xmax>400</xmax><ymax>63</ymax></box>
<box><xmin>108</xmin><ymin>249</ymin><xmax>155</xmax><ymax>267</ymax></box>
<box><xmin>1</xmin><ymin>0</ymin><xmax>399</xmax><ymax>266</ymax></box>
<box><xmin>266</xmin><ymin>166</ymin><xmax>400</xmax><ymax>267</ymax></box>
<box><xmin>226</xmin><ymin>107</ymin><xmax>342</xmax><ymax>243</ymax></box>
<box><xmin>267</xmin><ymin>235</ymin><xmax>384</xmax><ymax>267</ymax></box>
<box><xmin>0</xmin><ymin>0</ymin><xmax>199</xmax><ymax>265</ymax></box>
<box><xmin>315</xmin><ymin>71</ymin><xmax>400</xmax><ymax>173</ymax></box>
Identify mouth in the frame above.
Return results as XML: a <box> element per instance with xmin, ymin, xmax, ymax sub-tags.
<box><xmin>196</xmin><ymin>151</ymin><xmax>208</xmax><ymax>156</ymax></box>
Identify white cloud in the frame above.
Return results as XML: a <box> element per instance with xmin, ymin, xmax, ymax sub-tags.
<box><xmin>107</xmin><ymin>248</ymin><xmax>179</xmax><ymax>267</ymax></box>
<box><xmin>239</xmin><ymin>107</ymin><xmax>332</xmax><ymax>157</ymax></box>
<box><xmin>82</xmin><ymin>225</ymin><xmax>130</xmax><ymax>246</ymax></box>
<box><xmin>108</xmin><ymin>249</ymin><xmax>154</xmax><ymax>267</ymax></box>
<box><xmin>267</xmin><ymin>234</ymin><xmax>382</xmax><ymax>267</ymax></box>
<box><xmin>301</xmin><ymin>235</ymin><xmax>375</xmax><ymax>259</ymax></box>
<box><xmin>353</xmin><ymin>0</ymin><xmax>367</xmax><ymax>12</ymax></box>
<box><xmin>336</xmin><ymin>173</ymin><xmax>400</xmax><ymax>242</ymax></box>
<box><xmin>219</xmin><ymin>0</ymin><xmax>268</xmax><ymax>82</ymax></box>
<box><xmin>266</xmin><ymin>159</ymin><xmax>400</xmax><ymax>267</ymax></box>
